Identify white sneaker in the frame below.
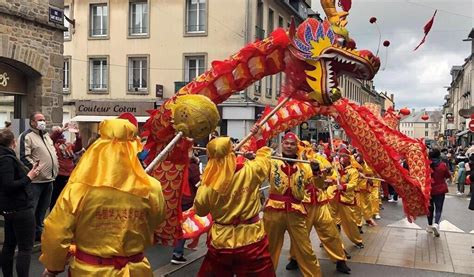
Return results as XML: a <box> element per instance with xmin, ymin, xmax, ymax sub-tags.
<box><xmin>426</xmin><ymin>225</ymin><xmax>434</xmax><ymax>233</ymax></box>
<box><xmin>456</xmin><ymin>192</ymin><xmax>462</xmax><ymax>195</ymax></box>
<box><xmin>374</xmin><ymin>214</ymin><xmax>381</xmax><ymax>220</ymax></box>
<box><xmin>432</xmin><ymin>223</ymin><xmax>440</xmax><ymax>237</ymax></box>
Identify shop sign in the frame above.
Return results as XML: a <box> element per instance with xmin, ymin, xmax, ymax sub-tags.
<box><xmin>75</xmin><ymin>101</ymin><xmax>154</xmax><ymax>116</ymax></box>
<box><xmin>0</xmin><ymin>62</ymin><xmax>27</xmax><ymax>95</ymax></box>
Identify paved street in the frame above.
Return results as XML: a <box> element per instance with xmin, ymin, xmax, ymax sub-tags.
<box><xmin>7</xmin><ymin>184</ymin><xmax>474</xmax><ymax>276</ymax></box>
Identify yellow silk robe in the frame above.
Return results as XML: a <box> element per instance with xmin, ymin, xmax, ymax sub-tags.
<box><xmin>39</xmin><ymin>181</ymin><xmax>165</xmax><ymax>276</ymax></box>
<box><xmin>194</xmin><ymin>147</ymin><xmax>272</xmax><ymax>249</ymax></box>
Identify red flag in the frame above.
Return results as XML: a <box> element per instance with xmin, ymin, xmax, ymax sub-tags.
<box><xmin>414</xmin><ymin>10</ymin><xmax>437</xmax><ymax>51</ymax></box>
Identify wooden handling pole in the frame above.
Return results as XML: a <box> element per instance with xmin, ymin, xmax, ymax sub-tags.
<box><xmin>145</xmin><ymin>131</ymin><xmax>184</xmax><ymax>174</ymax></box>
<box><xmin>192</xmin><ymin>146</ymin><xmax>311</xmax><ymax>164</ymax></box>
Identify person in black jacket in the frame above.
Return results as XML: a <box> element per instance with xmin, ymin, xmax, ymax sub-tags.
<box><xmin>0</xmin><ymin>128</ymin><xmax>41</xmax><ymax>277</ymax></box>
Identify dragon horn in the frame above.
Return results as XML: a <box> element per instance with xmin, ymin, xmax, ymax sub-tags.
<box><xmin>320</xmin><ymin>0</ymin><xmax>349</xmax><ymax>27</ymax></box>
<box><xmin>289</xmin><ymin>17</ymin><xmax>296</xmax><ymax>39</ymax></box>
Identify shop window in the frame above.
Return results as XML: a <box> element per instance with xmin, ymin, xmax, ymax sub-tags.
<box><xmin>90</xmin><ymin>3</ymin><xmax>108</xmax><ymax>37</ymax></box>
<box><xmin>184</xmin><ymin>55</ymin><xmax>205</xmax><ymax>82</ymax></box>
<box><xmin>129</xmin><ymin>1</ymin><xmax>149</xmax><ymax>36</ymax></box>
<box><xmin>89</xmin><ymin>58</ymin><xmax>108</xmax><ymax>91</ymax></box>
<box><xmin>128</xmin><ymin>56</ymin><xmax>148</xmax><ymax>92</ymax></box>
<box><xmin>185</xmin><ymin>0</ymin><xmax>207</xmax><ymax>34</ymax></box>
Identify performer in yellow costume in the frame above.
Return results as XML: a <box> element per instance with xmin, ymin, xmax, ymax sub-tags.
<box><xmin>263</xmin><ymin>132</ymin><xmax>321</xmax><ymax>277</ymax></box>
<box><xmin>39</xmin><ymin>118</ymin><xmax>166</xmax><ymax>277</ymax></box>
<box><xmin>328</xmin><ymin>150</ymin><xmax>364</xmax><ymax>249</ymax></box>
<box><xmin>194</xmin><ymin>136</ymin><xmax>275</xmax><ymax>276</ymax></box>
<box><xmin>354</xmin><ymin>153</ymin><xmax>377</xmax><ymax>229</ymax></box>
<box><xmin>370</xmin><ymin>178</ymin><xmax>382</xmax><ymax>220</ymax></box>
<box><xmin>287</xmin><ymin>141</ymin><xmax>351</xmax><ymax>274</ymax></box>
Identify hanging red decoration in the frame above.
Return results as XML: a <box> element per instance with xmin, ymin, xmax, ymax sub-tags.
<box><xmin>383</xmin><ymin>40</ymin><xmax>390</xmax><ymax>47</ymax></box>
<box><xmin>399</xmin><ymin>107</ymin><xmax>410</xmax><ymax>116</ymax></box>
<box><xmin>369</xmin><ymin>17</ymin><xmax>377</xmax><ymax>24</ymax></box>
<box><xmin>421</xmin><ymin>114</ymin><xmax>429</xmax><ymax>121</ymax></box>
<box><xmin>339</xmin><ymin>0</ymin><xmax>352</xmax><ymax>12</ymax></box>
<box><xmin>414</xmin><ymin>10</ymin><xmax>437</xmax><ymax>51</ymax></box>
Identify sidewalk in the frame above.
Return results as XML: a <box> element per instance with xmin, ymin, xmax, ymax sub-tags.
<box><xmin>154</xmin><ymin>224</ymin><xmax>474</xmax><ymax>276</ymax></box>
<box><xmin>311</xmin><ymin>225</ymin><xmax>474</xmax><ymax>275</ymax></box>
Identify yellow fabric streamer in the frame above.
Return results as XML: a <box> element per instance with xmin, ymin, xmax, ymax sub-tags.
<box><xmin>68</xmin><ymin>119</ymin><xmax>152</xmax><ymax>198</ymax></box>
<box><xmin>201</xmin><ymin>137</ymin><xmax>236</xmax><ymax>195</ymax></box>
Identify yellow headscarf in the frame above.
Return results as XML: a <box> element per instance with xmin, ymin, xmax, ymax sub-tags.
<box><xmin>201</xmin><ymin>137</ymin><xmax>236</xmax><ymax>195</ymax></box>
<box><xmin>68</xmin><ymin>119</ymin><xmax>152</xmax><ymax>198</ymax></box>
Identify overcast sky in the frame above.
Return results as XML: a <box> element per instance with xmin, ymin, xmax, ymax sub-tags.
<box><xmin>311</xmin><ymin>0</ymin><xmax>473</xmax><ymax>110</ymax></box>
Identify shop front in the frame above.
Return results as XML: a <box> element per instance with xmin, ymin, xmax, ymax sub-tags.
<box><xmin>71</xmin><ymin>101</ymin><xmax>155</xmax><ymax>147</ymax></box>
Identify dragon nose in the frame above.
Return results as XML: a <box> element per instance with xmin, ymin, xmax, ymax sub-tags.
<box><xmin>359</xmin><ymin>50</ymin><xmax>381</xmax><ymax>69</ymax></box>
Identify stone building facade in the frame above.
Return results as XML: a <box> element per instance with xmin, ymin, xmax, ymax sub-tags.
<box><xmin>0</xmin><ymin>0</ymin><xmax>65</xmax><ymax>130</ymax></box>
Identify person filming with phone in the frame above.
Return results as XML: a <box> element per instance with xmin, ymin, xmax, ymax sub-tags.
<box><xmin>1</xmin><ymin>128</ymin><xmax>42</xmax><ymax>277</ymax></box>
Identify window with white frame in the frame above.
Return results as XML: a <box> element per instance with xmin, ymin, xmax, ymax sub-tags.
<box><xmin>128</xmin><ymin>57</ymin><xmax>148</xmax><ymax>91</ymax></box>
<box><xmin>90</xmin><ymin>4</ymin><xmax>108</xmax><ymax>37</ymax></box>
<box><xmin>265</xmin><ymin>76</ymin><xmax>273</xmax><ymax>98</ymax></box>
<box><xmin>275</xmin><ymin>72</ymin><xmax>282</xmax><ymax>96</ymax></box>
<box><xmin>186</xmin><ymin>0</ymin><xmax>207</xmax><ymax>33</ymax></box>
<box><xmin>129</xmin><ymin>1</ymin><xmax>148</xmax><ymax>36</ymax></box>
<box><xmin>184</xmin><ymin>55</ymin><xmax>205</xmax><ymax>82</ymax></box>
<box><xmin>63</xmin><ymin>58</ymin><xmax>70</xmax><ymax>92</ymax></box>
<box><xmin>64</xmin><ymin>6</ymin><xmax>70</xmax><ymax>39</ymax></box>
<box><xmin>254</xmin><ymin>80</ymin><xmax>261</xmax><ymax>96</ymax></box>
<box><xmin>89</xmin><ymin>58</ymin><xmax>108</xmax><ymax>91</ymax></box>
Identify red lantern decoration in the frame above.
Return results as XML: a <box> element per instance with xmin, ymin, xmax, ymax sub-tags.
<box><xmin>421</xmin><ymin>114</ymin><xmax>429</xmax><ymax>121</ymax></box>
<box><xmin>383</xmin><ymin>40</ymin><xmax>390</xmax><ymax>47</ymax></box>
<box><xmin>369</xmin><ymin>17</ymin><xmax>377</xmax><ymax>24</ymax></box>
<box><xmin>399</xmin><ymin>107</ymin><xmax>411</xmax><ymax>116</ymax></box>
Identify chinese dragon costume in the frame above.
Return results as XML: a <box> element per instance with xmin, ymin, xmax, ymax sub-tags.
<box><xmin>143</xmin><ymin>0</ymin><xmax>431</xmax><ymax>245</ymax></box>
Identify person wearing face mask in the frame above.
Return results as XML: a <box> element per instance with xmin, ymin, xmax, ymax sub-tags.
<box><xmin>17</xmin><ymin>112</ymin><xmax>59</xmax><ymax>242</ymax></box>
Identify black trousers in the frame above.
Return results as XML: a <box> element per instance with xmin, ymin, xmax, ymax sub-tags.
<box><xmin>1</xmin><ymin>208</ymin><xmax>35</xmax><ymax>277</ymax></box>
<box><xmin>427</xmin><ymin>194</ymin><xmax>445</xmax><ymax>225</ymax></box>
<box><xmin>388</xmin><ymin>184</ymin><xmax>398</xmax><ymax>200</ymax></box>
<box><xmin>50</xmin><ymin>175</ymin><xmax>70</xmax><ymax>210</ymax></box>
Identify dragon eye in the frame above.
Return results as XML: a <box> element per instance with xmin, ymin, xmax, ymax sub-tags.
<box><xmin>336</xmin><ymin>37</ymin><xmax>346</xmax><ymax>47</ymax></box>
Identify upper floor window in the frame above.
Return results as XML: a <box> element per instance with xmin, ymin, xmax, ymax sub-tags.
<box><xmin>64</xmin><ymin>6</ymin><xmax>71</xmax><ymax>39</ymax></box>
<box><xmin>265</xmin><ymin>76</ymin><xmax>273</xmax><ymax>98</ymax></box>
<box><xmin>63</xmin><ymin>58</ymin><xmax>70</xmax><ymax>92</ymax></box>
<box><xmin>184</xmin><ymin>55</ymin><xmax>205</xmax><ymax>82</ymax></box>
<box><xmin>276</xmin><ymin>72</ymin><xmax>282</xmax><ymax>97</ymax></box>
<box><xmin>128</xmin><ymin>57</ymin><xmax>148</xmax><ymax>92</ymax></box>
<box><xmin>89</xmin><ymin>57</ymin><xmax>108</xmax><ymax>91</ymax></box>
<box><xmin>90</xmin><ymin>4</ymin><xmax>108</xmax><ymax>37</ymax></box>
<box><xmin>129</xmin><ymin>1</ymin><xmax>149</xmax><ymax>36</ymax></box>
<box><xmin>186</xmin><ymin>0</ymin><xmax>207</xmax><ymax>33</ymax></box>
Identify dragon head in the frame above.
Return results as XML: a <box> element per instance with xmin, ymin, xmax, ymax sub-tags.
<box><xmin>289</xmin><ymin>6</ymin><xmax>380</xmax><ymax>105</ymax></box>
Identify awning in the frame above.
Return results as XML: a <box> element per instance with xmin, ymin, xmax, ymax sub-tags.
<box><xmin>455</xmin><ymin>130</ymin><xmax>470</xmax><ymax>137</ymax></box>
<box><xmin>70</xmin><ymin>115</ymin><xmax>149</xmax><ymax>123</ymax></box>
